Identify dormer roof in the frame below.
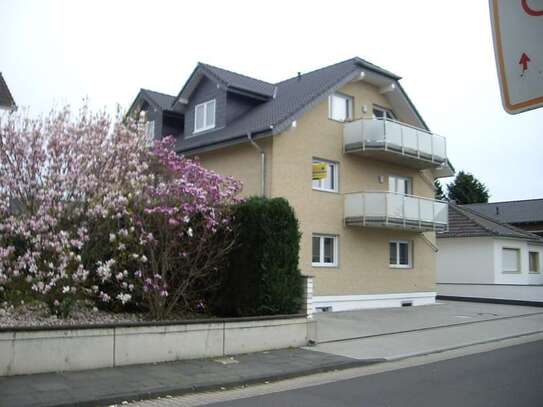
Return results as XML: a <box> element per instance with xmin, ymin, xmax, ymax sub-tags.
<box><xmin>174</xmin><ymin>63</ymin><xmax>276</xmax><ymax>105</ymax></box>
<box><xmin>0</xmin><ymin>72</ymin><xmax>16</xmax><ymax>109</ymax></box>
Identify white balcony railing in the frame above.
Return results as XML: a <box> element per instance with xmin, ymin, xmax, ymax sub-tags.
<box><xmin>344</xmin><ymin>118</ymin><xmax>447</xmax><ymax>165</ymax></box>
<box><xmin>344</xmin><ymin>191</ymin><xmax>448</xmax><ymax>231</ymax></box>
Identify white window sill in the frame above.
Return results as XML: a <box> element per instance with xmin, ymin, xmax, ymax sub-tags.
<box><xmin>390</xmin><ymin>265</ymin><xmax>412</xmax><ymax>269</ymax></box>
<box><xmin>328</xmin><ymin>117</ymin><xmax>351</xmax><ymax>123</ymax></box>
<box><xmin>528</xmin><ymin>271</ymin><xmax>540</xmax><ymax>274</ymax></box>
<box><xmin>312</xmin><ymin>187</ymin><xmax>339</xmax><ymax>194</ymax></box>
<box><xmin>312</xmin><ymin>263</ymin><xmax>338</xmax><ymax>268</ymax></box>
<box><xmin>502</xmin><ymin>270</ymin><xmax>521</xmax><ymax>274</ymax></box>
<box><xmin>192</xmin><ymin>126</ymin><xmax>216</xmax><ymax>136</ymax></box>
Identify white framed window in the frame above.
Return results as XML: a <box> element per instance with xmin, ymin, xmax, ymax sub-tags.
<box><xmin>312</xmin><ymin>234</ymin><xmax>338</xmax><ymax>267</ymax></box>
<box><xmin>328</xmin><ymin>93</ymin><xmax>353</xmax><ymax>122</ymax></box>
<box><xmin>529</xmin><ymin>251</ymin><xmax>540</xmax><ymax>273</ymax></box>
<box><xmin>145</xmin><ymin>120</ymin><xmax>155</xmax><ymax>139</ymax></box>
<box><xmin>312</xmin><ymin>159</ymin><xmax>339</xmax><ymax>193</ymax></box>
<box><xmin>373</xmin><ymin>105</ymin><xmax>397</xmax><ymax>120</ymax></box>
<box><xmin>389</xmin><ymin>240</ymin><xmax>412</xmax><ymax>268</ymax></box>
<box><xmin>502</xmin><ymin>248</ymin><xmax>520</xmax><ymax>273</ymax></box>
<box><xmin>194</xmin><ymin>99</ymin><xmax>216</xmax><ymax>133</ymax></box>
<box><xmin>389</xmin><ymin>176</ymin><xmax>412</xmax><ymax>195</ymax></box>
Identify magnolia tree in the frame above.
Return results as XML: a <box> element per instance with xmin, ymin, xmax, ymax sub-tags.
<box><xmin>0</xmin><ymin>106</ymin><xmax>241</xmax><ymax>318</ymax></box>
<box><xmin>84</xmin><ymin>138</ymin><xmax>242</xmax><ymax>319</ymax></box>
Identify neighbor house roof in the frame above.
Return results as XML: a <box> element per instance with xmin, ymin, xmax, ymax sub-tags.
<box><xmin>173</xmin><ymin>57</ymin><xmax>424</xmax><ymax>154</ymax></box>
<box><xmin>0</xmin><ymin>72</ymin><xmax>16</xmax><ymax>109</ymax></box>
<box><xmin>463</xmin><ymin>199</ymin><xmax>543</xmax><ymax>225</ymax></box>
<box><xmin>438</xmin><ymin>204</ymin><xmax>542</xmax><ymax>242</ymax></box>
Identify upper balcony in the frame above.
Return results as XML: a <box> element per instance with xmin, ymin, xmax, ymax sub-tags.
<box><xmin>344</xmin><ymin>191</ymin><xmax>448</xmax><ymax>232</ymax></box>
<box><xmin>343</xmin><ymin>118</ymin><xmax>447</xmax><ymax>170</ymax></box>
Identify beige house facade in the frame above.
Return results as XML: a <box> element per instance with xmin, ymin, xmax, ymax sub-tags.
<box><xmin>129</xmin><ymin>57</ymin><xmax>453</xmax><ymax>311</ymax></box>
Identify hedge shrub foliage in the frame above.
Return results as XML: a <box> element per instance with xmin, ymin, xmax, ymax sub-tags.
<box><xmin>214</xmin><ymin>197</ymin><xmax>303</xmax><ymax>317</ymax></box>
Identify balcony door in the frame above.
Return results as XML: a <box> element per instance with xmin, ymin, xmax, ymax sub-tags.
<box><xmin>389</xmin><ymin>176</ymin><xmax>412</xmax><ymax>195</ymax></box>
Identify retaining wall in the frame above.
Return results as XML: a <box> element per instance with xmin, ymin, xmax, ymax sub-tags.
<box><xmin>0</xmin><ymin>315</ymin><xmax>309</xmax><ymax>376</ymax></box>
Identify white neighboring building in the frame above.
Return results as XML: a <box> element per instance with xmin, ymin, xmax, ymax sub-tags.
<box><xmin>437</xmin><ymin>204</ymin><xmax>543</xmax><ymax>305</ymax></box>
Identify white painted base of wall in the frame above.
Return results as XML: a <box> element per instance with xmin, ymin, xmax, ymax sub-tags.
<box><xmin>312</xmin><ymin>292</ymin><xmax>436</xmax><ymax>312</ymax></box>
<box><xmin>437</xmin><ymin>283</ymin><xmax>543</xmax><ymax>303</ymax></box>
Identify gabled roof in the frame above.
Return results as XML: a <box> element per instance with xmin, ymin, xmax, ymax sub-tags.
<box><xmin>199</xmin><ymin>63</ymin><xmax>277</xmax><ymax>99</ymax></box>
<box><xmin>438</xmin><ymin>204</ymin><xmax>542</xmax><ymax>242</ymax></box>
<box><xmin>0</xmin><ymin>72</ymin><xmax>16</xmax><ymax>109</ymax></box>
<box><xmin>126</xmin><ymin>88</ymin><xmax>179</xmax><ymax>118</ymax></box>
<box><xmin>463</xmin><ymin>199</ymin><xmax>543</xmax><ymax>225</ymax></box>
<box><xmin>175</xmin><ymin>63</ymin><xmax>276</xmax><ymax>103</ymax></box>
<box><xmin>173</xmin><ymin>57</ymin><xmax>427</xmax><ymax>153</ymax></box>
<box><xmin>142</xmin><ymin>89</ymin><xmax>177</xmax><ymax>111</ymax></box>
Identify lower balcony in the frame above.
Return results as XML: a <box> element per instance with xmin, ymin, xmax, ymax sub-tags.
<box><xmin>344</xmin><ymin>191</ymin><xmax>448</xmax><ymax>232</ymax></box>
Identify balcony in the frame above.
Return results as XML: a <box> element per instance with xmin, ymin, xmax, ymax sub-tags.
<box><xmin>343</xmin><ymin>118</ymin><xmax>447</xmax><ymax>170</ymax></box>
<box><xmin>344</xmin><ymin>191</ymin><xmax>448</xmax><ymax>232</ymax></box>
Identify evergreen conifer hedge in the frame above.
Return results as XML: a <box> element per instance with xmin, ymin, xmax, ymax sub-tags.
<box><xmin>213</xmin><ymin>197</ymin><xmax>303</xmax><ymax>317</ymax></box>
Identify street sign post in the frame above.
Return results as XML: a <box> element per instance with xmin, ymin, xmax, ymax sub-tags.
<box><xmin>489</xmin><ymin>0</ymin><xmax>543</xmax><ymax>114</ymax></box>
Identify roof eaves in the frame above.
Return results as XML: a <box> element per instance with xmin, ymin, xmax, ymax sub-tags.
<box><xmin>176</xmin><ymin>127</ymin><xmax>272</xmax><ymax>156</ymax></box>
<box><xmin>353</xmin><ymin>57</ymin><xmax>401</xmax><ymax>80</ymax></box>
<box><xmin>395</xmin><ymin>81</ymin><xmax>430</xmax><ymax>132</ymax></box>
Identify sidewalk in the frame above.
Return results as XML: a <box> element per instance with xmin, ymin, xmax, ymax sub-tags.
<box><xmin>306</xmin><ymin>312</ymin><xmax>543</xmax><ymax>360</ymax></box>
<box><xmin>0</xmin><ymin>348</ymin><xmax>377</xmax><ymax>407</ymax></box>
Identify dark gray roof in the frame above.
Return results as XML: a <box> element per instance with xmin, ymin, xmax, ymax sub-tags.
<box><xmin>438</xmin><ymin>204</ymin><xmax>542</xmax><ymax>241</ymax></box>
<box><xmin>175</xmin><ymin>57</ymin><xmax>407</xmax><ymax>153</ymax></box>
<box><xmin>141</xmin><ymin>89</ymin><xmax>177</xmax><ymax>111</ymax></box>
<box><xmin>0</xmin><ymin>72</ymin><xmax>16</xmax><ymax>109</ymax></box>
<box><xmin>463</xmin><ymin>199</ymin><xmax>543</xmax><ymax>225</ymax></box>
<box><xmin>200</xmin><ymin>63</ymin><xmax>276</xmax><ymax>98</ymax></box>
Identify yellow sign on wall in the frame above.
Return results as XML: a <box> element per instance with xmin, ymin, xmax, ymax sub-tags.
<box><xmin>312</xmin><ymin>162</ymin><xmax>328</xmax><ymax>180</ymax></box>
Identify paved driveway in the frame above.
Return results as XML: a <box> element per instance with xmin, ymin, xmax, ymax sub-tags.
<box><xmin>314</xmin><ymin>300</ymin><xmax>543</xmax><ymax>343</ymax></box>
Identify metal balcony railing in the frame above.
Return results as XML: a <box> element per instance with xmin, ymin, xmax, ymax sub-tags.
<box><xmin>344</xmin><ymin>191</ymin><xmax>448</xmax><ymax>232</ymax></box>
<box><xmin>343</xmin><ymin>118</ymin><xmax>447</xmax><ymax>167</ymax></box>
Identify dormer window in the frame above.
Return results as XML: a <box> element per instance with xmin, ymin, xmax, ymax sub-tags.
<box><xmin>194</xmin><ymin>99</ymin><xmax>216</xmax><ymax>133</ymax></box>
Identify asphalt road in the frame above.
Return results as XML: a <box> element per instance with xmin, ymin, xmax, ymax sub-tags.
<box><xmin>210</xmin><ymin>340</ymin><xmax>543</xmax><ymax>407</ymax></box>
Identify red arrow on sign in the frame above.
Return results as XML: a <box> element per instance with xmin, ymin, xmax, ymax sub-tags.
<box><xmin>519</xmin><ymin>53</ymin><xmax>531</xmax><ymax>72</ymax></box>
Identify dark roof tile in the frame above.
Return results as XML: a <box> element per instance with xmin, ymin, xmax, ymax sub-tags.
<box><xmin>142</xmin><ymin>89</ymin><xmax>177</xmax><ymax>111</ymax></box>
<box><xmin>463</xmin><ymin>199</ymin><xmax>543</xmax><ymax>224</ymax></box>
<box><xmin>438</xmin><ymin>204</ymin><xmax>542</xmax><ymax>241</ymax></box>
<box><xmin>200</xmin><ymin>63</ymin><xmax>276</xmax><ymax>98</ymax></box>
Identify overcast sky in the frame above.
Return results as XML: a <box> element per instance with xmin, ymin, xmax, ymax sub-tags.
<box><xmin>1</xmin><ymin>0</ymin><xmax>541</xmax><ymax>202</ymax></box>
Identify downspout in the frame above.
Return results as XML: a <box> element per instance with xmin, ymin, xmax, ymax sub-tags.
<box><xmin>247</xmin><ymin>133</ymin><xmax>266</xmax><ymax>197</ymax></box>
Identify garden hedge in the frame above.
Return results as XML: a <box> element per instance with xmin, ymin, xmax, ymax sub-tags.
<box><xmin>213</xmin><ymin>197</ymin><xmax>303</xmax><ymax>317</ymax></box>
